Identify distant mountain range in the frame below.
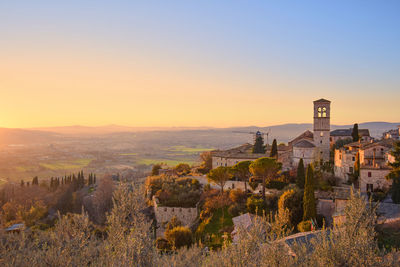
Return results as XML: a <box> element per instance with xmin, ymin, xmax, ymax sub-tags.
<box><xmin>0</xmin><ymin>122</ymin><xmax>398</xmax><ymax>147</ymax></box>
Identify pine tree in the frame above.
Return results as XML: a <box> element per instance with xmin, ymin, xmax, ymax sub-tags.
<box><xmin>303</xmin><ymin>164</ymin><xmax>316</xmax><ymax>220</ymax></box>
<box><xmin>270</xmin><ymin>139</ymin><xmax>278</xmax><ymax>158</ymax></box>
<box><xmin>296</xmin><ymin>158</ymin><xmax>306</xmax><ymax>189</ymax></box>
<box><xmin>352</xmin><ymin>123</ymin><xmax>360</xmax><ymax>142</ymax></box>
<box><xmin>252</xmin><ymin>134</ymin><xmax>266</xmax><ymax>154</ymax></box>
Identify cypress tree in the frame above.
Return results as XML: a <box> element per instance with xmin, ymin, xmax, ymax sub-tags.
<box><xmin>20</xmin><ymin>180</ymin><xmax>24</xmax><ymax>187</ymax></box>
<box><xmin>93</xmin><ymin>174</ymin><xmax>96</xmax><ymax>184</ymax></box>
<box><xmin>296</xmin><ymin>158</ymin><xmax>306</xmax><ymax>189</ymax></box>
<box><xmin>352</xmin><ymin>123</ymin><xmax>360</xmax><ymax>142</ymax></box>
<box><xmin>252</xmin><ymin>134</ymin><xmax>266</xmax><ymax>154</ymax></box>
<box><xmin>32</xmin><ymin>176</ymin><xmax>39</xmax><ymax>186</ymax></box>
<box><xmin>270</xmin><ymin>139</ymin><xmax>278</xmax><ymax>158</ymax></box>
<box><xmin>303</xmin><ymin>164</ymin><xmax>316</xmax><ymax>220</ymax></box>
<box><xmin>387</xmin><ymin>141</ymin><xmax>400</xmax><ymax>203</ymax></box>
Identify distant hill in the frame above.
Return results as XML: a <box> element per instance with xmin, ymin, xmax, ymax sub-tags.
<box><xmin>29</xmin><ymin>125</ymin><xmax>213</xmax><ymax>135</ymax></box>
<box><xmin>0</xmin><ymin>128</ymin><xmax>61</xmax><ymax>147</ymax></box>
<box><xmin>0</xmin><ymin>122</ymin><xmax>398</xmax><ymax>147</ymax></box>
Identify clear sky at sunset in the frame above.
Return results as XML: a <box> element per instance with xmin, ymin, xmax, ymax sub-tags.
<box><xmin>0</xmin><ymin>1</ymin><xmax>399</xmax><ymax>128</ymax></box>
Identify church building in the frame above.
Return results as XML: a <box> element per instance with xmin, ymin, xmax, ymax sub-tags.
<box><xmin>211</xmin><ymin>98</ymin><xmax>332</xmax><ymax>170</ymax></box>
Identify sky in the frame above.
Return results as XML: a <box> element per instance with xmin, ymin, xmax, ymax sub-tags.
<box><xmin>0</xmin><ymin>1</ymin><xmax>399</xmax><ymax>128</ymax></box>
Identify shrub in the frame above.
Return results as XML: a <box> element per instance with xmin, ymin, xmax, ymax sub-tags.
<box><xmin>147</xmin><ymin>175</ymin><xmax>201</xmax><ymax>207</ymax></box>
<box><xmin>372</xmin><ymin>190</ymin><xmax>387</xmax><ymax>202</ymax></box>
<box><xmin>174</xmin><ymin>163</ymin><xmax>191</xmax><ymax>176</ymax></box>
<box><xmin>152</xmin><ymin>164</ymin><xmax>162</xmax><ymax>175</ymax></box>
<box><xmin>297</xmin><ymin>220</ymin><xmax>311</xmax><ymax>232</ymax></box>
<box><xmin>278</xmin><ymin>189</ymin><xmax>303</xmax><ymax>227</ymax></box>
<box><xmin>165</xmin><ymin>216</ymin><xmax>182</xmax><ymax>232</ymax></box>
<box><xmin>319</xmin><ymin>179</ymin><xmax>333</xmax><ymax>191</ymax></box>
<box><xmin>165</xmin><ymin>226</ymin><xmax>193</xmax><ymax>249</ymax></box>
<box><xmin>265</xmin><ymin>180</ymin><xmax>288</xmax><ymax>190</ymax></box>
<box><xmin>228</xmin><ymin>203</ymin><xmax>246</xmax><ymax>217</ymax></box>
<box><xmin>246</xmin><ymin>196</ymin><xmax>266</xmax><ymax>215</ymax></box>
<box><xmin>229</xmin><ymin>189</ymin><xmax>247</xmax><ymax>203</ymax></box>
<box><xmin>203</xmin><ymin>183</ymin><xmax>211</xmax><ymax>192</ymax></box>
<box><xmin>156</xmin><ymin>237</ymin><xmax>171</xmax><ymax>251</ymax></box>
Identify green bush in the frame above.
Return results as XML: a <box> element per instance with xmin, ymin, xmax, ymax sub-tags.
<box><xmin>165</xmin><ymin>226</ymin><xmax>193</xmax><ymax>249</ymax></box>
<box><xmin>297</xmin><ymin>220</ymin><xmax>311</xmax><ymax>232</ymax></box>
<box><xmin>155</xmin><ymin>237</ymin><xmax>171</xmax><ymax>251</ymax></box>
<box><xmin>246</xmin><ymin>196</ymin><xmax>266</xmax><ymax>215</ymax></box>
<box><xmin>229</xmin><ymin>189</ymin><xmax>247</xmax><ymax>203</ymax></box>
<box><xmin>319</xmin><ymin>179</ymin><xmax>333</xmax><ymax>191</ymax></box>
<box><xmin>265</xmin><ymin>180</ymin><xmax>288</xmax><ymax>190</ymax></box>
<box><xmin>278</xmin><ymin>189</ymin><xmax>303</xmax><ymax>227</ymax></box>
<box><xmin>372</xmin><ymin>190</ymin><xmax>387</xmax><ymax>202</ymax></box>
<box><xmin>228</xmin><ymin>203</ymin><xmax>246</xmax><ymax>217</ymax></box>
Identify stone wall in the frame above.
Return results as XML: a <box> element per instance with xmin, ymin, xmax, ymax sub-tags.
<box><xmin>292</xmin><ymin>146</ymin><xmax>315</xmax><ymax>166</ymax></box>
<box><xmin>153</xmin><ymin>196</ymin><xmax>198</xmax><ymax>227</ymax></box>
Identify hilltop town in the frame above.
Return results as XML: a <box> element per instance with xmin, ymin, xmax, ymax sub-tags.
<box><xmin>141</xmin><ymin>98</ymin><xmax>400</xmax><ymax>251</ymax></box>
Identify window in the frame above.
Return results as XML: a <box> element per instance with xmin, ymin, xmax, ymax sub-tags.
<box><xmin>349</xmin><ymin>167</ymin><xmax>353</xmax><ymax>173</ymax></box>
<box><xmin>352</xmin><ymin>157</ymin><xmax>355</xmax><ymax>161</ymax></box>
<box><xmin>368</xmin><ymin>172</ymin><xmax>372</xmax><ymax>177</ymax></box>
<box><xmin>320</xmin><ymin>132</ymin><xmax>324</xmax><ymax>137</ymax></box>
<box><xmin>322</xmin><ymin>107</ymin><xmax>327</xmax><ymax>117</ymax></box>
<box><xmin>318</xmin><ymin>107</ymin><xmax>322</xmax><ymax>117</ymax></box>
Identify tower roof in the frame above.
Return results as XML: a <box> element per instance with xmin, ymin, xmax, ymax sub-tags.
<box><xmin>314</xmin><ymin>98</ymin><xmax>331</xmax><ymax>103</ymax></box>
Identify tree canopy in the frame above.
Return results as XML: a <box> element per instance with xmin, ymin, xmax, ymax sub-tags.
<box><xmin>252</xmin><ymin>134</ymin><xmax>265</xmax><ymax>154</ymax></box>
<box><xmin>249</xmin><ymin>157</ymin><xmax>282</xmax><ymax>200</ymax></box>
<box><xmin>232</xmin><ymin>161</ymin><xmax>252</xmax><ymax>192</ymax></box>
<box><xmin>296</xmin><ymin>158</ymin><xmax>305</xmax><ymax>189</ymax></box>
<box><xmin>352</xmin><ymin>123</ymin><xmax>360</xmax><ymax>142</ymax></box>
<box><xmin>387</xmin><ymin>141</ymin><xmax>400</xmax><ymax>203</ymax></box>
<box><xmin>270</xmin><ymin>139</ymin><xmax>278</xmax><ymax>158</ymax></box>
<box><xmin>207</xmin><ymin>166</ymin><xmax>233</xmax><ymax>193</ymax></box>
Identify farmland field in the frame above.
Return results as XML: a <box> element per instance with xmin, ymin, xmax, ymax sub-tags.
<box><xmin>39</xmin><ymin>158</ymin><xmax>93</xmax><ymax>170</ymax></box>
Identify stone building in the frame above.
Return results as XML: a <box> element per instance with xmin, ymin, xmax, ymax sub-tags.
<box><xmin>330</xmin><ymin>128</ymin><xmax>371</xmax><ymax>145</ymax></box>
<box><xmin>334</xmin><ymin>139</ymin><xmax>395</xmax><ymax>186</ymax></box>
<box><xmin>383</xmin><ymin>126</ymin><xmax>400</xmax><ymax>140</ymax></box>
<box><xmin>334</xmin><ymin>142</ymin><xmax>360</xmax><ymax>182</ymax></box>
<box><xmin>360</xmin><ymin>166</ymin><xmax>391</xmax><ymax>193</ymax></box>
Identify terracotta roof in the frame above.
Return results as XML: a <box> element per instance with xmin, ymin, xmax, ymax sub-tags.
<box><xmin>361</xmin><ymin>139</ymin><xmax>394</xmax><ymax>150</ymax></box>
<box><xmin>293</xmin><ymin>140</ymin><xmax>315</xmax><ymax>148</ymax></box>
<box><xmin>211</xmin><ymin>143</ymin><xmax>267</xmax><ymax>159</ymax></box>
<box><xmin>289</xmin><ymin>130</ymin><xmax>314</xmax><ymax>147</ymax></box>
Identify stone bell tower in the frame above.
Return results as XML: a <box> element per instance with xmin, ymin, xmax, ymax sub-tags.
<box><xmin>313</xmin><ymin>98</ymin><xmax>331</xmax><ymax>162</ymax></box>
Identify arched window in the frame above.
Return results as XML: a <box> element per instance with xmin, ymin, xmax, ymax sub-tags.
<box><xmin>322</xmin><ymin>107</ymin><xmax>327</xmax><ymax>117</ymax></box>
<box><xmin>318</xmin><ymin>107</ymin><xmax>322</xmax><ymax>117</ymax></box>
